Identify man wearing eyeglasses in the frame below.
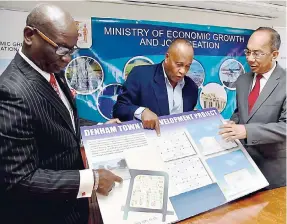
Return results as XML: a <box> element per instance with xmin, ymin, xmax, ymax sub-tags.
<box><xmin>219</xmin><ymin>27</ymin><xmax>286</xmax><ymax>190</ymax></box>
<box><xmin>0</xmin><ymin>4</ymin><xmax>122</xmax><ymax>224</ymax></box>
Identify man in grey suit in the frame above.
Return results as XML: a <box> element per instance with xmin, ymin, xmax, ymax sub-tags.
<box><xmin>0</xmin><ymin>4</ymin><xmax>121</xmax><ymax>224</ymax></box>
<box><xmin>220</xmin><ymin>27</ymin><xmax>286</xmax><ymax>190</ymax></box>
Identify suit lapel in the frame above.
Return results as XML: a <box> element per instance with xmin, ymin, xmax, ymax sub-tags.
<box><xmin>247</xmin><ymin>65</ymin><xmax>281</xmax><ymax>122</ymax></box>
<box><xmin>55</xmin><ymin>73</ymin><xmax>77</xmax><ymax>112</ymax></box>
<box><xmin>182</xmin><ymin>77</ymin><xmax>192</xmax><ymax>112</ymax></box>
<box><xmin>182</xmin><ymin>88</ymin><xmax>189</xmax><ymax>112</ymax></box>
<box><xmin>15</xmin><ymin>53</ymin><xmax>76</xmax><ymax>136</ymax></box>
<box><xmin>55</xmin><ymin>73</ymin><xmax>80</xmax><ymax>138</ymax></box>
<box><xmin>151</xmin><ymin>63</ymin><xmax>169</xmax><ymax>116</ymax></box>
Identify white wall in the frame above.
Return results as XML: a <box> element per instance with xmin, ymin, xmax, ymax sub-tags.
<box><xmin>0</xmin><ymin>1</ymin><xmax>285</xmax><ymax>30</ymax></box>
<box><xmin>0</xmin><ymin>0</ymin><xmax>285</xmax><ymax>68</ymax></box>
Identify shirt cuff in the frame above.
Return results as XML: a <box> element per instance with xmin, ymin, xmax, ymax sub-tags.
<box><xmin>134</xmin><ymin>107</ymin><xmax>146</xmax><ymax>121</ymax></box>
<box><xmin>77</xmin><ymin>169</ymin><xmax>94</xmax><ymax>198</ymax></box>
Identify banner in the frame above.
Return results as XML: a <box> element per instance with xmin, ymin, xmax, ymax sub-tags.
<box><xmin>0</xmin><ymin>9</ymin><xmax>28</xmax><ymax>74</ymax></box>
<box><xmin>68</xmin><ymin>18</ymin><xmax>253</xmax><ymax>122</ymax></box>
<box><xmin>0</xmin><ymin>10</ymin><xmax>253</xmax><ymax>122</ymax></box>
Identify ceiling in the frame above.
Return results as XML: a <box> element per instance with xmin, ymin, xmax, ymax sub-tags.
<box><xmin>263</xmin><ymin>1</ymin><xmax>286</xmax><ymax>6</ymax></box>
<box><xmin>122</xmin><ymin>0</ymin><xmax>286</xmax><ymax>19</ymax></box>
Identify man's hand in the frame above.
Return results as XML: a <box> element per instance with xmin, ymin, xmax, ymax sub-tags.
<box><xmin>219</xmin><ymin>121</ymin><xmax>247</xmax><ymax>141</ymax></box>
<box><xmin>141</xmin><ymin>108</ymin><xmax>160</xmax><ymax>136</ymax></box>
<box><xmin>104</xmin><ymin>118</ymin><xmax>121</xmax><ymax>125</ymax></box>
<box><xmin>94</xmin><ymin>169</ymin><xmax>123</xmax><ymax>196</ymax></box>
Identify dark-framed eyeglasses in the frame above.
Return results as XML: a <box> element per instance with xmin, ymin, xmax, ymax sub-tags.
<box><xmin>243</xmin><ymin>49</ymin><xmax>271</xmax><ymax>59</ymax></box>
<box><xmin>27</xmin><ymin>26</ymin><xmax>79</xmax><ymax>56</ymax></box>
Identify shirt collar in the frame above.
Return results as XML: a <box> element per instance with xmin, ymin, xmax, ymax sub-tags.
<box><xmin>18</xmin><ymin>47</ymin><xmax>51</xmax><ymax>82</ymax></box>
<box><xmin>256</xmin><ymin>62</ymin><xmax>276</xmax><ymax>80</ymax></box>
<box><xmin>162</xmin><ymin>63</ymin><xmax>185</xmax><ymax>88</ymax></box>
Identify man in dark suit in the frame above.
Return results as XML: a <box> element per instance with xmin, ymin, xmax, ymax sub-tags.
<box><xmin>113</xmin><ymin>39</ymin><xmax>198</xmax><ymax>135</ymax></box>
<box><xmin>220</xmin><ymin>27</ymin><xmax>286</xmax><ymax>189</ymax></box>
<box><xmin>0</xmin><ymin>4</ymin><xmax>122</xmax><ymax>224</ymax></box>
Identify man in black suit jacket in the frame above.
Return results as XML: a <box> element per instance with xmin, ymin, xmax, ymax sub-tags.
<box><xmin>0</xmin><ymin>4</ymin><xmax>121</xmax><ymax>224</ymax></box>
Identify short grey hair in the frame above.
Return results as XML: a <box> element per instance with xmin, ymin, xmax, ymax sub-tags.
<box><xmin>255</xmin><ymin>27</ymin><xmax>281</xmax><ymax>51</ymax></box>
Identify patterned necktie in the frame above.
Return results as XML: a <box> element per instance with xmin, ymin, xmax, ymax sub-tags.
<box><xmin>49</xmin><ymin>73</ymin><xmax>60</xmax><ymax>96</ymax></box>
<box><xmin>248</xmin><ymin>74</ymin><xmax>263</xmax><ymax>114</ymax></box>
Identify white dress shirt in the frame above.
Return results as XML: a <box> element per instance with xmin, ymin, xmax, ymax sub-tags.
<box><xmin>134</xmin><ymin>63</ymin><xmax>185</xmax><ymax>119</ymax></box>
<box><xmin>251</xmin><ymin>62</ymin><xmax>276</xmax><ymax>93</ymax></box>
<box><xmin>19</xmin><ymin>48</ymin><xmax>94</xmax><ymax>198</ymax></box>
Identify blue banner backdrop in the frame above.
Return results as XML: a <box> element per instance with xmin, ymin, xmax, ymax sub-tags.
<box><xmin>65</xmin><ymin>18</ymin><xmax>253</xmax><ymax>122</ymax></box>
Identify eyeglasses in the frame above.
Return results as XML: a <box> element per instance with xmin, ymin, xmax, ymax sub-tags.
<box><xmin>28</xmin><ymin>26</ymin><xmax>78</xmax><ymax>56</ymax></box>
<box><xmin>243</xmin><ymin>49</ymin><xmax>271</xmax><ymax>59</ymax></box>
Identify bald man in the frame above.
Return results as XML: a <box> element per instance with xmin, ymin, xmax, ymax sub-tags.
<box><xmin>113</xmin><ymin>38</ymin><xmax>198</xmax><ymax>135</ymax></box>
<box><xmin>0</xmin><ymin>4</ymin><xmax>121</xmax><ymax>224</ymax></box>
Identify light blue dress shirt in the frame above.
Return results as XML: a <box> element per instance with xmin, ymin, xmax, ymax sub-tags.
<box><xmin>134</xmin><ymin>63</ymin><xmax>185</xmax><ymax>120</ymax></box>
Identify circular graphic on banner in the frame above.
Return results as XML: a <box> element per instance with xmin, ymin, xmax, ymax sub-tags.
<box><xmin>65</xmin><ymin>56</ymin><xmax>104</xmax><ymax>94</ymax></box>
<box><xmin>219</xmin><ymin>59</ymin><xmax>245</xmax><ymax>90</ymax></box>
<box><xmin>123</xmin><ymin>56</ymin><xmax>154</xmax><ymax>80</ymax></box>
<box><xmin>97</xmin><ymin>84</ymin><xmax>124</xmax><ymax>120</ymax></box>
<box><xmin>200</xmin><ymin>83</ymin><xmax>227</xmax><ymax>112</ymax></box>
<box><xmin>187</xmin><ymin>59</ymin><xmax>205</xmax><ymax>87</ymax></box>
